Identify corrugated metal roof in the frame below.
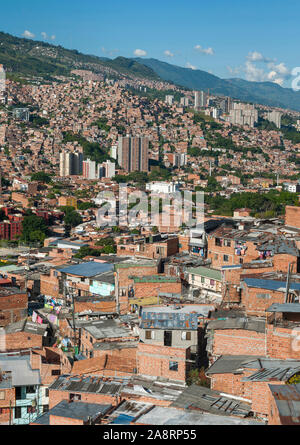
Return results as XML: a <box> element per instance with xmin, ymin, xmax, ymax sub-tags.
<box><xmin>266</xmin><ymin>303</ymin><xmax>300</xmax><ymax>313</ymax></box>
<box><xmin>141</xmin><ymin>311</ymin><xmax>199</xmax><ymax>330</ymax></box>
<box><xmin>269</xmin><ymin>384</ymin><xmax>300</xmax><ymax>425</ymax></box>
<box><xmin>58</xmin><ymin>262</ymin><xmax>113</xmax><ymax>278</ymax></box>
<box><xmin>171</xmin><ymin>385</ymin><xmax>252</xmax><ymax>417</ymax></box>
<box><xmin>243</xmin><ymin>278</ymin><xmax>300</xmax><ymax>292</ymax></box>
<box><xmin>186</xmin><ymin>266</ymin><xmax>222</xmax><ymax>281</ymax></box>
<box><xmin>207</xmin><ymin>318</ymin><xmax>266</xmax><ymax>333</ymax></box>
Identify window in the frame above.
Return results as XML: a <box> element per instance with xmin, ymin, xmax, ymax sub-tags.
<box><xmin>201</xmin><ymin>277</ymin><xmax>205</xmax><ymax>284</ymax></box>
<box><xmin>224</xmin><ymin>239</ymin><xmax>231</xmax><ymax>247</ymax></box>
<box><xmin>45</xmin><ymin>388</ymin><xmax>49</xmax><ymax>397</ymax></box>
<box><xmin>169</xmin><ymin>361</ymin><xmax>178</xmax><ymax>372</ymax></box>
<box><xmin>89</xmin><ymin>351</ymin><xmax>94</xmax><ymax>359</ymax></box>
<box><xmin>14</xmin><ymin>407</ymin><xmax>22</xmax><ymax>419</ymax></box>
<box><xmin>26</xmin><ymin>386</ymin><xmax>35</xmax><ymax>394</ymax></box>
<box><xmin>145</xmin><ymin>330</ymin><xmax>155</xmax><ymax>340</ymax></box>
<box><xmin>90</xmin><ymin>337</ymin><xmax>93</xmax><ymax>344</ymax></box>
<box><xmin>27</xmin><ymin>406</ymin><xmax>36</xmax><ymax>414</ymax></box>
<box><xmin>215</xmin><ymin>238</ymin><xmax>222</xmax><ymax>246</ymax></box>
<box><xmin>51</xmin><ymin>370</ymin><xmax>61</xmax><ymax>376</ymax></box>
<box><xmin>181</xmin><ymin>332</ymin><xmax>191</xmax><ymax>341</ymax></box>
<box><xmin>70</xmin><ymin>393</ymin><xmax>81</xmax><ymax>401</ymax></box>
<box><xmin>223</xmin><ymin>255</ymin><xmax>229</xmax><ymax>262</ymax></box>
<box><xmin>164</xmin><ymin>331</ymin><xmax>172</xmax><ymax>347</ymax></box>
<box><xmin>0</xmin><ymin>391</ymin><xmax>5</xmax><ymax>400</ymax></box>
<box><xmin>43</xmin><ymin>405</ymin><xmax>49</xmax><ymax>413</ymax></box>
<box><xmin>257</xmin><ymin>293</ymin><xmax>271</xmax><ymax>300</ymax></box>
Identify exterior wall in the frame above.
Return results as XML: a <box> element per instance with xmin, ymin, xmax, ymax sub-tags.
<box><xmin>0</xmin><ymin>292</ymin><xmax>28</xmax><ymax>327</ymax></box>
<box><xmin>13</xmin><ymin>385</ymin><xmax>43</xmax><ymax>425</ymax></box>
<box><xmin>212</xmin><ymin>329</ymin><xmax>266</xmax><ymax>357</ymax></box>
<box><xmin>133</xmin><ymin>279</ymin><xmax>181</xmax><ymax>299</ymax></box>
<box><xmin>5</xmin><ymin>332</ymin><xmax>43</xmax><ymax>351</ymax></box>
<box><xmin>115</xmin><ymin>264</ymin><xmax>158</xmax><ymax>314</ymax></box>
<box><xmin>188</xmin><ymin>273</ymin><xmax>222</xmax><ymax>294</ymax></box>
<box><xmin>285</xmin><ymin>206</ymin><xmax>300</xmax><ymax>229</ymax></box>
<box><xmin>50</xmin><ymin>414</ymin><xmax>84</xmax><ymax>425</ymax></box>
<box><xmin>40</xmin><ymin>271</ymin><xmax>62</xmax><ymax>300</ymax></box>
<box><xmin>137</xmin><ymin>343</ymin><xmax>189</xmax><ymax>382</ymax></box>
<box><xmin>210</xmin><ymin>373</ymin><xmax>285</xmax><ymax>419</ymax></box>
<box><xmin>49</xmin><ymin>389</ymin><xmax>121</xmax><ymax>410</ymax></box>
<box><xmin>80</xmin><ymin>328</ymin><xmax>135</xmax><ymax>358</ymax></box>
<box><xmin>267</xmin><ymin>324</ymin><xmax>300</xmax><ymax>360</ymax></box>
<box><xmin>139</xmin><ymin>328</ymin><xmax>197</xmax><ymax>349</ymax></box>
<box><xmin>272</xmin><ymin>254</ymin><xmax>298</xmax><ymax>274</ymax></box>
<box><xmin>241</xmin><ymin>284</ymin><xmax>286</xmax><ymax>317</ymax></box>
<box><xmin>207</xmin><ymin>237</ymin><xmax>258</xmax><ymax>270</ymax></box>
<box><xmin>0</xmin><ymin>388</ymin><xmax>15</xmax><ymax>424</ymax></box>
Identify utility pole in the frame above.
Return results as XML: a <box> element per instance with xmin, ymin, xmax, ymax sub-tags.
<box><xmin>285</xmin><ymin>263</ymin><xmax>292</xmax><ymax>304</ymax></box>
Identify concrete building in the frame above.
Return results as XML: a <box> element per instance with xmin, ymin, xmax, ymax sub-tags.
<box><xmin>266</xmin><ymin>110</ymin><xmax>282</xmax><ymax>129</ymax></box>
<box><xmin>194</xmin><ymin>91</ymin><xmax>207</xmax><ymax>109</ymax></box>
<box><xmin>82</xmin><ymin>158</ymin><xmax>97</xmax><ymax>180</ymax></box>
<box><xmin>229</xmin><ymin>103</ymin><xmax>258</xmax><ymax>128</ymax></box>
<box><xmin>60</xmin><ymin>151</ymin><xmax>83</xmax><ymax>177</ymax></box>
<box><xmin>118</xmin><ymin>135</ymin><xmax>149</xmax><ymax>173</ymax></box>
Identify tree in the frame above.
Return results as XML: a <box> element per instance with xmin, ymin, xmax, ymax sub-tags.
<box><xmin>21</xmin><ymin>214</ymin><xmax>48</xmax><ymax>244</ymax></box>
<box><xmin>31</xmin><ymin>172</ymin><xmax>52</xmax><ymax>183</ymax></box>
<box><xmin>64</xmin><ymin>211</ymin><xmax>83</xmax><ymax>228</ymax></box>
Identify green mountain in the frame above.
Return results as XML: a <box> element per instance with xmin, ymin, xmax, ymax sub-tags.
<box><xmin>135</xmin><ymin>58</ymin><xmax>300</xmax><ymax>112</ymax></box>
<box><xmin>0</xmin><ymin>31</ymin><xmax>158</xmax><ymax>81</ymax></box>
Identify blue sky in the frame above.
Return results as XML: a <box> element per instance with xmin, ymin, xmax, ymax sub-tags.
<box><xmin>1</xmin><ymin>0</ymin><xmax>299</xmax><ymax>87</ymax></box>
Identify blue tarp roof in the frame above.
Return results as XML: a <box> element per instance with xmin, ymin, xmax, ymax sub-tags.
<box><xmin>243</xmin><ymin>278</ymin><xmax>300</xmax><ymax>292</ymax></box>
<box><xmin>58</xmin><ymin>262</ymin><xmax>113</xmax><ymax>278</ymax></box>
<box><xmin>110</xmin><ymin>414</ymin><xmax>134</xmax><ymax>424</ymax></box>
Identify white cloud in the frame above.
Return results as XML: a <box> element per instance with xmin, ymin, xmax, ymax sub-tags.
<box><xmin>50</xmin><ymin>35</ymin><xmax>56</xmax><ymax>41</ymax></box>
<box><xmin>22</xmin><ymin>30</ymin><xmax>35</xmax><ymax>39</ymax></box>
<box><xmin>194</xmin><ymin>45</ymin><xmax>214</xmax><ymax>55</ymax></box>
<box><xmin>230</xmin><ymin>51</ymin><xmax>292</xmax><ymax>86</ymax></box>
<box><xmin>134</xmin><ymin>49</ymin><xmax>147</xmax><ymax>57</ymax></box>
<box><xmin>247</xmin><ymin>51</ymin><xmax>274</xmax><ymax>63</ymax></box>
<box><xmin>186</xmin><ymin>62</ymin><xmax>197</xmax><ymax>70</ymax></box>
<box><xmin>41</xmin><ymin>32</ymin><xmax>48</xmax><ymax>39</ymax></box>
<box><xmin>164</xmin><ymin>50</ymin><xmax>174</xmax><ymax>58</ymax></box>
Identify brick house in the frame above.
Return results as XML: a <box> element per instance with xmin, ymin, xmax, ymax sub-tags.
<box><xmin>137</xmin><ymin>305</ymin><xmax>214</xmax><ymax>383</ymax></box>
<box><xmin>206</xmin><ymin>355</ymin><xmax>300</xmax><ymax>420</ymax></box>
<box><xmin>0</xmin><ymin>288</ymin><xmax>28</xmax><ymax>327</ymax></box>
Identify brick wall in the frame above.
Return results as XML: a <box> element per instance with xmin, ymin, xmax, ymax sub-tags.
<box><xmin>267</xmin><ymin>325</ymin><xmax>300</xmax><ymax>359</ymax></box>
<box><xmin>241</xmin><ymin>284</ymin><xmax>286</xmax><ymax>317</ymax></box>
<box><xmin>285</xmin><ymin>206</ymin><xmax>300</xmax><ymax>229</ymax></box>
<box><xmin>137</xmin><ymin>343</ymin><xmax>188</xmax><ymax>382</ymax></box>
<box><xmin>0</xmin><ymin>292</ymin><xmax>27</xmax><ymax>327</ymax></box>
<box><xmin>49</xmin><ymin>389</ymin><xmax>121</xmax><ymax>410</ymax></box>
<box><xmin>212</xmin><ymin>329</ymin><xmax>266</xmax><ymax>357</ymax></box>
<box><xmin>0</xmin><ymin>388</ymin><xmax>15</xmax><ymax>424</ymax></box>
<box><xmin>5</xmin><ymin>331</ymin><xmax>42</xmax><ymax>351</ymax></box>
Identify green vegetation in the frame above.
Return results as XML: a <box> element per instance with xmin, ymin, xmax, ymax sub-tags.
<box><xmin>31</xmin><ymin>172</ymin><xmax>52</xmax><ymax>183</ymax></box>
<box><xmin>74</xmin><ymin>246</ymin><xmax>102</xmax><ymax>259</ymax></box>
<box><xmin>187</xmin><ymin>368</ymin><xmax>210</xmax><ymax>388</ymax></box>
<box><xmin>62</xmin><ymin>132</ymin><xmax>111</xmax><ymax>164</ymax></box>
<box><xmin>206</xmin><ymin>190</ymin><xmax>299</xmax><ymax>217</ymax></box>
<box><xmin>21</xmin><ymin>214</ymin><xmax>49</xmax><ymax>245</ymax></box>
<box><xmin>77</xmin><ymin>201</ymin><xmax>97</xmax><ymax>210</ymax></box>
